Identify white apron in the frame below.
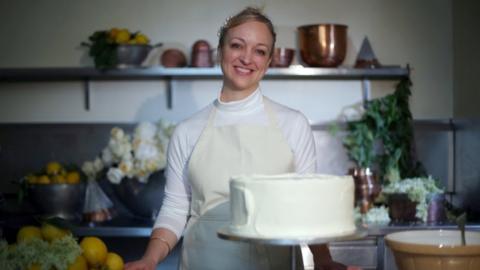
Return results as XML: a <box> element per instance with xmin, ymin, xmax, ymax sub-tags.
<box><xmin>180</xmin><ymin>97</ymin><xmax>298</xmax><ymax>270</ymax></box>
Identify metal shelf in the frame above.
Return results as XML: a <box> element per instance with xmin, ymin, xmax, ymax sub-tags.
<box><xmin>0</xmin><ymin>66</ymin><xmax>409</xmax><ymax>110</ymax></box>
<box><xmin>0</xmin><ymin>66</ymin><xmax>408</xmax><ymax>81</ymax></box>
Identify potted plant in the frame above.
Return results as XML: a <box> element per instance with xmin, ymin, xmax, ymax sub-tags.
<box><xmin>382</xmin><ymin>176</ymin><xmax>444</xmax><ymax>222</ymax></box>
<box><xmin>340</xmin><ymin>78</ymin><xmax>428</xmax><ymax>214</ymax></box>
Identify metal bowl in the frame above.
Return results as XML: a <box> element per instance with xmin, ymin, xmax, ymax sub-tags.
<box><xmin>111</xmin><ymin>170</ymin><xmax>166</xmax><ymax>219</ymax></box>
<box><xmin>297</xmin><ymin>24</ymin><xmax>348</xmax><ymax>67</ymax></box>
<box><xmin>27</xmin><ymin>182</ymin><xmax>86</xmax><ymax>219</ymax></box>
<box><xmin>116</xmin><ymin>44</ymin><xmax>152</xmax><ymax>68</ymax></box>
<box><xmin>386</xmin><ymin>230</ymin><xmax>480</xmax><ymax>270</ymax></box>
<box><xmin>270</xmin><ymin>48</ymin><xmax>295</xmax><ymax>67</ymax></box>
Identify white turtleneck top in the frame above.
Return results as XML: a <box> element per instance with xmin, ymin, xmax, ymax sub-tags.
<box><xmin>153</xmin><ymin>88</ymin><xmax>316</xmax><ymax>239</ymax></box>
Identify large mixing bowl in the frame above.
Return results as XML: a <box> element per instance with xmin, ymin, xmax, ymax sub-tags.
<box><xmin>385</xmin><ymin>230</ymin><xmax>480</xmax><ymax>270</ymax></box>
<box><xmin>298</xmin><ymin>24</ymin><xmax>348</xmax><ymax>67</ymax></box>
<box><xmin>27</xmin><ymin>182</ymin><xmax>86</xmax><ymax>219</ymax></box>
<box><xmin>112</xmin><ymin>170</ymin><xmax>166</xmax><ymax>219</ymax></box>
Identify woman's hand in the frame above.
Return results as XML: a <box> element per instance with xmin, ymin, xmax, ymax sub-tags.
<box><xmin>124</xmin><ymin>257</ymin><xmax>157</xmax><ymax>270</ymax></box>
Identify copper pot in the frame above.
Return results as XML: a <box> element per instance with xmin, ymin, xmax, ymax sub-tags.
<box><xmin>191</xmin><ymin>40</ymin><xmax>213</xmax><ymax>67</ymax></box>
<box><xmin>298</xmin><ymin>24</ymin><xmax>348</xmax><ymax>67</ymax></box>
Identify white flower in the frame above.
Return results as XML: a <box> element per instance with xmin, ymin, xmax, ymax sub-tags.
<box><xmin>84</xmin><ymin>119</ymin><xmax>175</xmax><ymax>184</ymax></box>
<box><xmin>135</xmin><ymin>122</ymin><xmax>157</xmax><ymax>141</ymax></box>
<box><xmin>93</xmin><ymin>157</ymin><xmax>104</xmax><ymax>172</ymax></box>
<box><xmin>134</xmin><ymin>142</ymin><xmax>158</xmax><ymax>161</ymax></box>
<box><xmin>107</xmin><ymin>167</ymin><xmax>125</xmax><ymax>184</ymax></box>
<box><xmin>101</xmin><ymin>148</ymin><xmax>113</xmax><ymax>165</ymax></box>
<box><xmin>111</xmin><ymin>127</ymin><xmax>126</xmax><ymax>140</ymax></box>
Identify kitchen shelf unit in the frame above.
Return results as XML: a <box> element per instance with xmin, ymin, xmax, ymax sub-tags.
<box><xmin>0</xmin><ymin>66</ymin><xmax>409</xmax><ymax>110</ymax></box>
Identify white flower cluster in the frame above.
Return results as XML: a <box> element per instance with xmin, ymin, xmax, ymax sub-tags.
<box><xmin>382</xmin><ymin>176</ymin><xmax>443</xmax><ymax>222</ymax></box>
<box><xmin>364</xmin><ymin>206</ymin><xmax>391</xmax><ymax>224</ymax></box>
<box><xmin>82</xmin><ymin>120</ymin><xmax>175</xmax><ymax>184</ymax></box>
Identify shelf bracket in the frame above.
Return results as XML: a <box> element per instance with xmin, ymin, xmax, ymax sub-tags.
<box><xmin>166</xmin><ymin>77</ymin><xmax>173</xmax><ymax>109</ymax></box>
<box><xmin>84</xmin><ymin>79</ymin><xmax>91</xmax><ymax>111</ymax></box>
<box><xmin>361</xmin><ymin>78</ymin><xmax>371</xmax><ymax>107</ymax></box>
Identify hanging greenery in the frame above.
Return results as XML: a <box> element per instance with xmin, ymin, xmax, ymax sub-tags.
<box><xmin>343</xmin><ymin>77</ymin><xmax>426</xmax><ymax>183</ymax></box>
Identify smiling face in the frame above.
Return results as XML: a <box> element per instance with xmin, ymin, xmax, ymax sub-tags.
<box><xmin>219</xmin><ymin>20</ymin><xmax>273</xmax><ymax>101</ymax></box>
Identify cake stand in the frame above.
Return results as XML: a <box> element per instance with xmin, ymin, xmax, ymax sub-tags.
<box><xmin>217</xmin><ymin>226</ymin><xmax>368</xmax><ymax>270</ymax></box>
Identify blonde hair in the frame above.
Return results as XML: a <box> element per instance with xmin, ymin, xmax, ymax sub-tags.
<box><xmin>218</xmin><ymin>6</ymin><xmax>276</xmax><ymax>56</ymax></box>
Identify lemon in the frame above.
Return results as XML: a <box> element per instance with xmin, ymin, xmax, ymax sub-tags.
<box><xmin>105</xmin><ymin>252</ymin><xmax>124</xmax><ymax>270</ymax></box>
<box><xmin>26</xmin><ymin>174</ymin><xmax>38</xmax><ymax>184</ymax></box>
<box><xmin>68</xmin><ymin>255</ymin><xmax>88</xmax><ymax>270</ymax></box>
<box><xmin>17</xmin><ymin>226</ymin><xmax>42</xmax><ymax>243</ymax></box>
<box><xmin>108</xmin><ymin>28</ymin><xmax>120</xmax><ymax>40</ymax></box>
<box><xmin>115</xmin><ymin>29</ymin><xmax>131</xmax><ymax>44</ymax></box>
<box><xmin>134</xmin><ymin>33</ymin><xmax>149</xmax><ymax>45</ymax></box>
<box><xmin>80</xmin><ymin>236</ymin><xmax>108</xmax><ymax>267</ymax></box>
<box><xmin>41</xmin><ymin>223</ymin><xmax>69</xmax><ymax>242</ymax></box>
<box><xmin>36</xmin><ymin>175</ymin><xmax>51</xmax><ymax>184</ymax></box>
<box><xmin>66</xmin><ymin>171</ymin><xmax>81</xmax><ymax>184</ymax></box>
<box><xmin>46</xmin><ymin>161</ymin><xmax>62</xmax><ymax>175</ymax></box>
<box><xmin>52</xmin><ymin>174</ymin><xmax>67</xmax><ymax>184</ymax></box>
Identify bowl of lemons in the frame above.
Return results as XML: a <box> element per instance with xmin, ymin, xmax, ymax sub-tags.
<box><xmin>23</xmin><ymin>162</ymin><xmax>86</xmax><ymax>220</ymax></box>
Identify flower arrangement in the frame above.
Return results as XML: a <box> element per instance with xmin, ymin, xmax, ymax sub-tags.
<box><xmin>82</xmin><ymin>120</ymin><xmax>175</xmax><ymax>184</ymax></box>
<box><xmin>382</xmin><ymin>176</ymin><xmax>443</xmax><ymax>222</ymax></box>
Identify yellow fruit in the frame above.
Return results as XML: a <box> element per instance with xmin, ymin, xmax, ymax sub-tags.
<box><xmin>80</xmin><ymin>237</ymin><xmax>108</xmax><ymax>267</ymax></box>
<box><xmin>41</xmin><ymin>223</ymin><xmax>69</xmax><ymax>242</ymax></box>
<box><xmin>68</xmin><ymin>255</ymin><xmax>88</xmax><ymax>270</ymax></box>
<box><xmin>115</xmin><ymin>29</ymin><xmax>130</xmax><ymax>44</ymax></box>
<box><xmin>134</xmin><ymin>33</ymin><xmax>149</xmax><ymax>45</ymax></box>
<box><xmin>36</xmin><ymin>175</ymin><xmax>51</xmax><ymax>184</ymax></box>
<box><xmin>52</xmin><ymin>174</ymin><xmax>67</xmax><ymax>184</ymax></box>
<box><xmin>105</xmin><ymin>252</ymin><xmax>124</xmax><ymax>270</ymax></box>
<box><xmin>26</xmin><ymin>174</ymin><xmax>38</xmax><ymax>184</ymax></box>
<box><xmin>66</xmin><ymin>171</ymin><xmax>81</xmax><ymax>184</ymax></box>
<box><xmin>108</xmin><ymin>28</ymin><xmax>120</xmax><ymax>40</ymax></box>
<box><xmin>46</xmin><ymin>161</ymin><xmax>62</xmax><ymax>175</ymax></box>
<box><xmin>28</xmin><ymin>263</ymin><xmax>41</xmax><ymax>270</ymax></box>
<box><xmin>17</xmin><ymin>226</ymin><xmax>42</xmax><ymax>243</ymax></box>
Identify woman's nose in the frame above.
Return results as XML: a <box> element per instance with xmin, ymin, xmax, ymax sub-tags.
<box><xmin>240</xmin><ymin>49</ymin><xmax>252</xmax><ymax>64</ymax></box>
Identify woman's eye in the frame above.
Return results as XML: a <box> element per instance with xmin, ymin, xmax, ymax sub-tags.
<box><xmin>230</xmin><ymin>43</ymin><xmax>241</xmax><ymax>49</ymax></box>
<box><xmin>256</xmin><ymin>49</ymin><xmax>267</xmax><ymax>56</ymax></box>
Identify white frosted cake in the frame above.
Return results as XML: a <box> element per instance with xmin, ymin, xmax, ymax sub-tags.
<box><xmin>228</xmin><ymin>174</ymin><xmax>355</xmax><ymax>238</ymax></box>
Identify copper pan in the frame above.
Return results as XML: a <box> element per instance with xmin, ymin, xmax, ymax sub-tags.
<box><xmin>298</xmin><ymin>24</ymin><xmax>348</xmax><ymax>67</ymax></box>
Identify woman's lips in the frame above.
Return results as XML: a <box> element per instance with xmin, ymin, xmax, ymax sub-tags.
<box><xmin>234</xmin><ymin>66</ymin><xmax>254</xmax><ymax>75</ymax></box>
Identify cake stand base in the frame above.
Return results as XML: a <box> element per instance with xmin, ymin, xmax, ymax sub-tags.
<box><xmin>217</xmin><ymin>227</ymin><xmax>367</xmax><ymax>270</ymax></box>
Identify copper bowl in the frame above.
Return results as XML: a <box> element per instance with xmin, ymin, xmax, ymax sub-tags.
<box><xmin>298</xmin><ymin>24</ymin><xmax>348</xmax><ymax>67</ymax></box>
<box><xmin>386</xmin><ymin>230</ymin><xmax>480</xmax><ymax>270</ymax></box>
<box><xmin>270</xmin><ymin>48</ymin><xmax>295</xmax><ymax>67</ymax></box>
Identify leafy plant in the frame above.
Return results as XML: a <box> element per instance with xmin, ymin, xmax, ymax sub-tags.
<box><xmin>342</xmin><ymin>78</ymin><xmax>426</xmax><ymax>183</ymax></box>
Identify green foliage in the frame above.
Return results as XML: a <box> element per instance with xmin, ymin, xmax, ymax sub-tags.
<box><xmin>0</xmin><ymin>235</ymin><xmax>81</xmax><ymax>270</ymax></box>
<box><xmin>82</xmin><ymin>31</ymin><xmax>117</xmax><ymax>69</ymax></box>
<box><xmin>343</xmin><ymin>78</ymin><xmax>426</xmax><ymax>183</ymax></box>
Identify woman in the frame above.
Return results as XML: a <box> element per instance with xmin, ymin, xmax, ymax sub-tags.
<box><xmin>125</xmin><ymin>7</ymin><xmax>355</xmax><ymax>270</ymax></box>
